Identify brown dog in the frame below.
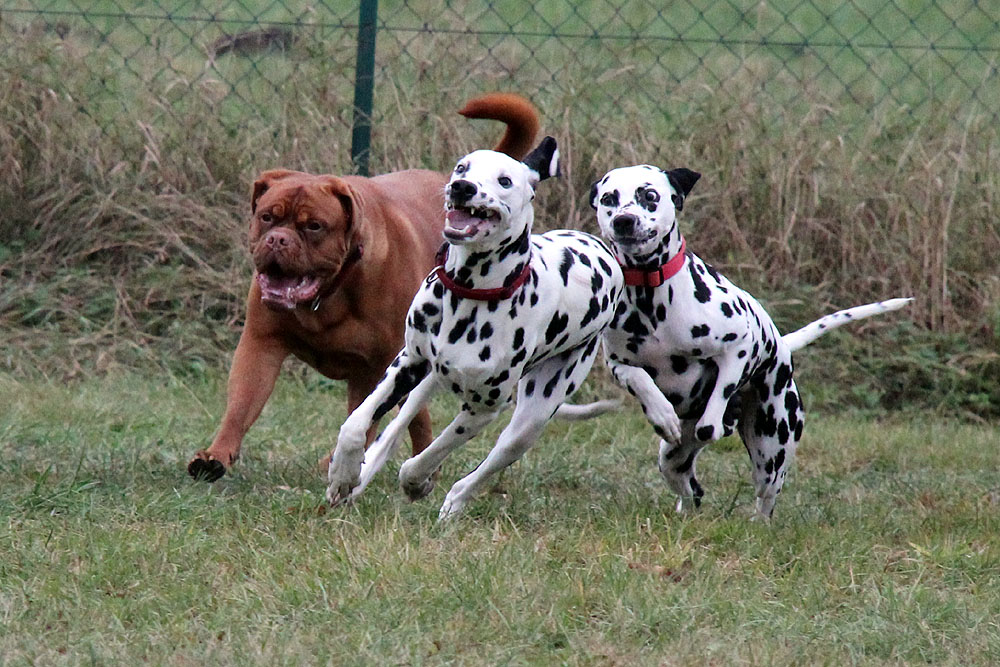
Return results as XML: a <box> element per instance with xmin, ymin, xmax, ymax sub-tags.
<box><xmin>188</xmin><ymin>94</ymin><xmax>540</xmax><ymax>481</ymax></box>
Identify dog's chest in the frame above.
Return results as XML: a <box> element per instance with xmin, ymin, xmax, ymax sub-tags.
<box><xmin>405</xmin><ymin>232</ymin><xmax>622</xmax><ymax>403</ymax></box>
<box><xmin>406</xmin><ymin>287</ymin><xmax>527</xmax><ymax>397</ymax></box>
<box><xmin>605</xmin><ymin>256</ymin><xmax>785</xmax><ymax>412</ymax></box>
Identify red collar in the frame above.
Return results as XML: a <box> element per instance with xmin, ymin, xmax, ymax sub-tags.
<box><xmin>434</xmin><ymin>244</ymin><xmax>532</xmax><ymax>301</ymax></box>
<box><xmin>311</xmin><ymin>243</ymin><xmax>364</xmax><ymax>310</ymax></box>
<box><xmin>620</xmin><ymin>238</ymin><xmax>687</xmax><ymax>288</ymax></box>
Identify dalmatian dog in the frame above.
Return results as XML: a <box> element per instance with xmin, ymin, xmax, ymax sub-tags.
<box><xmin>325</xmin><ymin>137</ymin><xmax>624</xmax><ymax>519</ymax></box>
<box><xmin>592</xmin><ymin>164</ymin><xmax>911</xmax><ymax>519</ymax></box>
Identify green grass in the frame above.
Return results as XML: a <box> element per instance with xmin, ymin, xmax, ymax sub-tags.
<box><xmin>2</xmin><ymin>370</ymin><xmax>999</xmax><ymax>664</ymax></box>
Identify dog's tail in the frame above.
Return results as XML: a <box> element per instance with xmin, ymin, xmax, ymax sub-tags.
<box><xmin>458</xmin><ymin>93</ymin><xmax>540</xmax><ymax>160</ymax></box>
<box><xmin>553</xmin><ymin>399</ymin><xmax>621</xmax><ymax>421</ymax></box>
<box><xmin>781</xmin><ymin>297</ymin><xmax>913</xmax><ymax>352</ymax></box>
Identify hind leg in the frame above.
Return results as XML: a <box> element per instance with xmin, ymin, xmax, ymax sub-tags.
<box><xmin>738</xmin><ymin>377</ymin><xmax>804</xmax><ymax>520</ymax></box>
<box><xmin>438</xmin><ymin>338</ymin><xmax>601</xmax><ymax>520</ymax></box>
<box><xmin>658</xmin><ymin>420</ymin><xmax>710</xmax><ymax>512</ymax></box>
<box><xmin>398</xmin><ymin>404</ymin><xmax>505</xmax><ymax>501</ymax></box>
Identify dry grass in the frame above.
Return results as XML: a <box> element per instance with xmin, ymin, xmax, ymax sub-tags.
<box><xmin>0</xmin><ymin>19</ymin><xmax>997</xmax><ymax>414</ymax></box>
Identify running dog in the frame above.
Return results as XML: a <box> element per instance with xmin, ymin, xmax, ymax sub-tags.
<box><xmin>187</xmin><ymin>94</ymin><xmax>540</xmax><ymax>482</ymax></box>
<box><xmin>325</xmin><ymin>138</ymin><xmax>624</xmax><ymax>519</ymax></box>
<box><xmin>592</xmin><ymin>164</ymin><xmax>911</xmax><ymax>519</ymax></box>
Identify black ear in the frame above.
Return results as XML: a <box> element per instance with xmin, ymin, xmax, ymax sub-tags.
<box><xmin>665</xmin><ymin>167</ymin><xmax>701</xmax><ymax>211</ymax></box>
<box><xmin>523</xmin><ymin>136</ymin><xmax>560</xmax><ymax>183</ymax></box>
<box><xmin>589</xmin><ymin>180</ymin><xmax>599</xmax><ymax>210</ymax></box>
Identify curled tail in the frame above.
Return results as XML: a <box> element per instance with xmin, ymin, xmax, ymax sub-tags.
<box><xmin>781</xmin><ymin>297</ymin><xmax>913</xmax><ymax>352</ymax></box>
<box><xmin>458</xmin><ymin>93</ymin><xmax>539</xmax><ymax>160</ymax></box>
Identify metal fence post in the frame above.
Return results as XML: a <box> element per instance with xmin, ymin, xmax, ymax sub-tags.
<box><xmin>351</xmin><ymin>0</ymin><xmax>379</xmax><ymax>176</ymax></box>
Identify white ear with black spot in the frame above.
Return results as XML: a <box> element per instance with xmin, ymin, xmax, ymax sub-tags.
<box><xmin>664</xmin><ymin>167</ymin><xmax>701</xmax><ymax>211</ymax></box>
<box><xmin>523</xmin><ymin>136</ymin><xmax>560</xmax><ymax>185</ymax></box>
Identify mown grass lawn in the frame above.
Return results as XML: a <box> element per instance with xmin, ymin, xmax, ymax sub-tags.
<box><xmin>1</xmin><ymin>370</ymin><xmax>998</xmax><ymax>665</ymax></box>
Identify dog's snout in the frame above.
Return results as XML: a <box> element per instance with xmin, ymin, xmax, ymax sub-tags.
<box><xmin>612</xmin><ymin>213</ymin><xmax>638</xmax><ymax>236</ymax></box>
<box><xmin>448</xmin><ymin>179</ymin><xmax>478</xmax><ymax>203</ymax></box>
<box><xmin>264</xmin><ymin>229</ymin><xmax>292</xmax><ymax>249</ymax></box>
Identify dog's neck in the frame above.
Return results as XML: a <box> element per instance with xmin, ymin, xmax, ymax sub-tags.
<box><xmin>615</xmin><ymin>227</ymin><xmax>685</xmax><ymax>271</ymax></box>
<box><xmin>441</xmin><ymin>227</ymin><xmax>532</xmax><ymax>292</ymax></box>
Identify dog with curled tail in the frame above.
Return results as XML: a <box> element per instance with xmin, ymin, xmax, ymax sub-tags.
<box><xmin>326</xmin><ymin>137</ymin><xmax>625</xmax><ymax>519</ymax></box>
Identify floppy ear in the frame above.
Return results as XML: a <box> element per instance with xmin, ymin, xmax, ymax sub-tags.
<box><xmin>251</xmin><ymin>169</ymin><xmax>299</xmax><ymax>213</ymax></box>
<box><xmin>664</xmin><ymin>168</ymin><xmax>701</xmax><ymax>212</ymax></box>
<box><xmin>523</xmin><ymin>136</ymin><xmax>560</xmax><ymax>184</ymax></box>
<box><xmin>589</xmin><ymin>180</ymin><xmax>600</xmax><ymax>210</ymax></box>
<box><xmin>321</xmin><ymin>176</ymin><xmax>362</xmax><ymax>235</ymax></box>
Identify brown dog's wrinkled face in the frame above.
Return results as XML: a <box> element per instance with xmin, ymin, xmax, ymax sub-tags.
<box><xmin>249</xmin><ymin>170</ymin><xmax>359</xmax><ymax>311</ymax></box>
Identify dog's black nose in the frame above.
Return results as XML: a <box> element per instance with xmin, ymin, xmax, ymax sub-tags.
<box><xmin>612</xmin><ymin>213</ymin><xmax>638</xmax><ymax>236</ymax></box>
<box><xmin>448</xmin><ymin>179</ymin><xmax>478</xmax><ymax>203</ymax></box>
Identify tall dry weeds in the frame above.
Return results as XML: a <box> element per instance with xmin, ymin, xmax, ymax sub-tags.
<box><xmin>0</xmin><ymin>22</ymin><xmax>997</xmax><ymax>413</ymax></box>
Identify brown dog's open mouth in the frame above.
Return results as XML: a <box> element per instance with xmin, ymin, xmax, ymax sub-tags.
<box><xmin>257</xmin><ymin>271</ymin><xmax>321</xmax><ymax>310</ymax></box>
<box><xmin>443</xmin><ymin>205</ymin><xmax>500</xmax><ymax>241</ymax></box>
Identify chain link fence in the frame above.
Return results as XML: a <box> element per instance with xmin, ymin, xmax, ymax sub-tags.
<box><xmin>2</xmin><ymin>1</ymin><xmax>998</xmax><ymax>408</ymax></box>
<box><xmin>1</xmin><ymin>0</ymin><xmax>997</xmax><ymax>172</ymax></box>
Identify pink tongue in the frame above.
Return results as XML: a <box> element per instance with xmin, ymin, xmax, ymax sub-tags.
<box><xmin>446</xmin><ymin>209</ymin><xmax>476</xmax><ymax>228</ymax></box>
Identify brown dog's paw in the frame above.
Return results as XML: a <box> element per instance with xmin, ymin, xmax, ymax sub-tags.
<box><xmin>188</xmin><ymin>452</ymin><xmax>227</xmax><ymax>482</ymax></box>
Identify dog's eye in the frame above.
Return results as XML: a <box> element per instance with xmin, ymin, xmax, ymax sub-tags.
<box><xmin>644</xmin><ymin>190</ymin><xmax>660</xmax><ymax>203</ymax></box>
<box><xmin>498</xmin><ymin>176</ymin><xmax>512</xmax><ymax>188</ymax></box>
<box><xmin>305</xmin><ymin>220</ymin><xmax>323</xmax><ymax>232</ymax></box>
<box><xmin>600</xmin><ymin>193</ymin><xmax>616</xmax><ymax>207</ymax></box>
<box><xmin>455</xmin><ymin>163</ymin><xmax>467</xmax><ymax>175</ymax></box>
<box><xmin>260</xmin><ymin>213</ymin><xmax>274</xmax><ymax>224</ymax></box>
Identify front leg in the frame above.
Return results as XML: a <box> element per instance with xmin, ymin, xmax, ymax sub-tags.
<box><xmin>188</xmin><ymin>327</ymin><xmax>289</xmax><ymax>481</ymax></box>
<box><xmin>325</xmin><ymin>350</ymin><xmax>430</xmax><ymax>505</ymax></box>
<box><xmin>352</xmin><ymin>375</ymin><xmax>439</xmax><ymax>498</ymax></box>
<box><xmin>605</xmin><ymin>354</ymin><xmax>681</xmax><ymax>445</ymax></box>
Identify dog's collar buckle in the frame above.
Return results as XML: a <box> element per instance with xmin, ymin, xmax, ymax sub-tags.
<box><xmin>621</xmin><ymin>238</ymin><xmax>687</xmax><ymax>288</ymax></box>
<box><xmin>433</xmin><ymin>244</ymin><xmax>532</xmax><ymax>301</ymax></box>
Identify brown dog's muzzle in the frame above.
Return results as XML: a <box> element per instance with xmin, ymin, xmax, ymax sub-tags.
<box><xmin>253</xmin><ymin>228</ymin><xmax>322</xmax><ymax>311</ymax></box>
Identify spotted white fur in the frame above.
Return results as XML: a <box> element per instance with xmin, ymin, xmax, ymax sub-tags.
<box><xmin>592</xmin><ymin>164</ymin><xmax>911</xmax><ymax>519</ymax></box>
<box><xmin>326</xmin><ymin>138</ymin><xmax>624</xmax><ymax>519</ymax></box>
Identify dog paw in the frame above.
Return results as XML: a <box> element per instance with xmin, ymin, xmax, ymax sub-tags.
<box><xmin>325</xmin><ymin>479</ymin><xmax>358</xmax><ymax>506</ymax></box>
<box><xmin>437</xmin><ymin>484</ymin><xmax>472</xmax><ymax>521</ymax></box>
<box><xmin>398</xmin><ymin>459</ymin><xmax>438</xmax><ymax>502</ymax></box>
<box><xmin>401</xmin><ymin>476</ymin><xmax>436</xmax><ymax>502</ymax></box>
<box><xmin>648</xmin><ymin>405</ymin><xmax>682</xmax><ymax>445</ymax></box>
<box><xmin>325</xmin><ymin>452</ymin><xmax>363</xmax><ymax>506</ymax></box>
<box><xmin>438</xmin><ymin>497</ymin><xmax>465</xmax><ymax>521</ymax></box>
<box><xmin>187</xmin><ymin>452</ymin><xmax>227</xmax><ymax>482</ymax></box>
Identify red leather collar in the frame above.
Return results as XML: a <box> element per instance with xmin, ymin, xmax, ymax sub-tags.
<box><xmin>434</xmin><ymin>244</ymin><xmax>532</xmax><ymax>301</ymax></box>
<box><xmin>621</xmin><ymin>238</ymin><xmax>687</xmax><ymax>288</ymax></box>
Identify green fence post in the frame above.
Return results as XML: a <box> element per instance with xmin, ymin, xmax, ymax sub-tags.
<box><xmin>351</xmin><ymin>0</ymin><xmax>379</xmax><ymax>176</ymax></box>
